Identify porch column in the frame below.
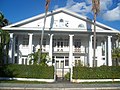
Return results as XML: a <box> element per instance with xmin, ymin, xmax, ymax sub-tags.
<box><xmin>108</xmin><ymin>36</ymin><xmax>112</xmax><ymax>66</ymax></box>
<box><xmin>12</xmin><ymin>35</ymin><xmax>16</xmax><ymax>64</ymax></box>
<box><xmin>89</xmin><ymin>35</ymin><xmax>93</xmax><ymax>67</ymax></box>
<box><xmin>69</xmin><ymin>34</ymin><xmax>74</xmax><ymax>81</ymax></box>
<box><xmin>28</xmin><ymin>33</ymin><xmax>33</xmax><ymax>54</ymax></box>
<box><xmin>8</xmin><ymin>33</ymin><xmax>14</xmax><ymax>63</ymax></box>
<box><xmin>49</xmin><ymin>34</ymin><xmax>53</xmax><ymax>66</ymax></box>
<box><xmin>104</xmin><ymin>40</ymin><xmax>107</xmax><ymax>65</ymax></box>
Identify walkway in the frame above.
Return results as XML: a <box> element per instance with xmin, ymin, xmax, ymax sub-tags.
<box><xmin>0</xmin><ymin>83</ymin><xmax>120</xmax><ymax>90</ymax></box>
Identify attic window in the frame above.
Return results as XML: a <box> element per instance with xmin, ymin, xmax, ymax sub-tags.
<box><xmin>60</xmin><ymin>19</ymin><xmax>64</xmax><ymax>22</ymax></box>
<box><xmin>78</xmin><ymin>24</ymin><xmax>84</xmax><ymax>28</ymax></box>
<box><xmin>59</xmin><ymin>19</ymin><xmax>64</xmax><ymax>27</ymax></box>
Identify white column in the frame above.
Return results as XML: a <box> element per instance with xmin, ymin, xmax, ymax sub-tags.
<box><xmin>28</xmin><ymin>33</ymin><xmax>33</xmax><ymax>54</ymax></box>
<box><xmin>89</xmin><ymin>35</ymin><xmax>93</xmax><ymax>67</ymax></box>
<box><xmin>8</xmin><ymin>33</ymin><xmax>14</xmax><ymax>63</ymax></box>
<box><xmin>69</xmin><ymin>34</ymin><xmax>74</xmax><ymax>81</ymax></box>
<box><xmin>49</xmin><ymin>34</ymin><xmax>53</xmax><ymax>66</ymax></box>
<box><xmin>12</xmin><ymin>35</ymin><xmax>16</xmax><ymax>64</ymax></box>
<box><xmin>69</xmin><ymin>34</ymin><xmax>74</xmax><ymax>67</ymax></box>
<box><xmin>108</xmin><ymin>36</ymin><xmax>112</xmax><ymax>66</ymax></box>
<box><xmin>104</xmin><ymin>40</ymin><xmax>107</xmax><ymax>65</ymax></box>
<box><xmin>116</xmin><ymin>39</ymin><xmax>119</xmax><ymax>48</ymax></box>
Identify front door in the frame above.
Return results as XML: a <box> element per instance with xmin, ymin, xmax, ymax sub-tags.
<box><xmin>55</xmin><ymin>57</ymin><xmax>70</xmax><ymax>82</ymax></box>
<box><xmin>56</xmin><ymin>59</ymin><xmax>64</xmax><ymax>79</ymax></box>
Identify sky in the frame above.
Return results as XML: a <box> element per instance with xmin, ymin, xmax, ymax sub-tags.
<box><xmin>0</xmin><ymin>0</ymin><xmax>120</xmax><ymax>30</ymax></box>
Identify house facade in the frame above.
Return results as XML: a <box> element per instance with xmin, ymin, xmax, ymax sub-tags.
<box><xmin>2</xmin><ymin>8</ymin><xmax>119</xmax><ymax>70</ymax></box>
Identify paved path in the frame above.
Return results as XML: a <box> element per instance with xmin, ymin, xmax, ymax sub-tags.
<box><xmin>0</xmin><ymin>83</ymin><xmax>120</xmax><ymax>90</ymax></box>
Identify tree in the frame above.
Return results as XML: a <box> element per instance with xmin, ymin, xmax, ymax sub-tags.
<box><xmin>38</xmin><ymin>0</ymin><xmax>50</xmax><ymax>64</ymax></box>
<box><xmin>0</xmin><ymin>12</ymin><xmax>10</xmax><ymax>65</ymax></box>
<box><xmin>112</xmin><ymin>47</ymin><xmax>120</xmax><ymax>66</ymax></box>
<box><xmin>29</xmin><ymin>49</ymin><xmax>48</xmax><ymax>66</ymax></box>
<box><xmin>92</xmin><ymin>0</ymin><xmax>100</xmax><ymax>67</ymax></box>
<box><xmin>112</xmin><ymin>33</ymin><xmax>120</xmax><ymax>66</ymax></box>
<box><xmin>0</xmin><ymin>12</ymin><xmax>9</xmax><ymax>28</ymax></box>
<box><xmin>115</xmin><ymin>33</ymin><xmax>120</xmax><ymax>47</ymax></box>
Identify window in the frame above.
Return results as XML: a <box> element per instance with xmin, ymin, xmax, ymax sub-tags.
<box><xmin>75</xmin><ymin>57</ymin><xmax>82</xmax><ymax>66</ymax></box>
<box><xmin>22</xmin><ymin>35</ymin><xmax>29</xmax><ymax>47</ymax></box>
<box><xmin>22</xmin><ymin>58</ymin><xmax>24</xmax><ymax>64</ymax></box>
<box><xmin>64</xmin><ymin>39</ymin><xmax>69</xmax><ymax>47</ymax></box>
<box><xmin>52</xmin><ymin>56</ymin><xmax>55</xmax><ymax>63</ymax></box>
<box><xmin>78</xmin><ymin>24</ymin><xmax>84</xmax><ymax>28</ymax></box>
<box><xmin>61</xmin><ymin>42</ymin><xmax>63</xmax><ymax>47</ymax></box>
<box><xmin>65</xmin><ymin>59</ymin><xmax>69</xmax><ymax>66</ymax></box>
<box><xmin>101</xmin><ymin>41</ymin><xmax>105</xmax><ymax>56</ymax></box>
<box><xmin>60</xmin><ymin>19</ymin><xmax>63</xmax><ymax>22</ymax></box>
<box><xmin>57</xmin><ymin>38</ymin><xmax>63</xmax><ymax>48</ymax></box>
<box><xmin>74</xmin><ymin>39</ymin><xmax>81</xmax><ymax>48</ymax></box>
<box><xmin>15</xmin><ymin>56</ymin><xmax>18</xmax><ymax>64</ymax></box>
<box><xmin>15</xmin><ymin>36</ymin><xmax>18</xmax><ymax>53</ymax></box>
<box><xmin>43</xmin><ymin>39</ymin><xmax>46</xmax><ymax>47</ymax></box>
<box><xmin>75</xmin><ymin>60</ymin><xmax>83</xmax><ymax>66</ymax></box>
<box><xmin>25</xmin><ymin>58</ymin><xmax>27</xmax><ymax>65</ymax></box>
<box><xmin>53</xmin><ymin>39</ymin><xmax>57</xmax><ymax>47</ymax></box>
<box><xmin>57</xmin><ymin>42</ymin><xmax>60</xmax><ymax>47</ymax></box>
<box><xmin>56</xmin><ymin>61</ymin><xmax>59</xmax><ymax>69</ymax></box>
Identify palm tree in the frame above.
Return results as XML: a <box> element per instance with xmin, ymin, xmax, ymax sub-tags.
<box><xmin>112</xmin><ymin>33</ymin><xmax>120</xmax><ymax>66</ymax></box>
<box><xmin>38</xmin><ymin>0</ymin><xmax>50</xmax><ymax>64</ymax></box>
<box><xmin>29</xmin><ymin>49</ymin><xmax>48</xmax><ymax>66</ymax></box>
<box><xmin>0</xmin><ymin>12</ymin><xmax>9</xmax><ymax>28</ymax></box>
<box><xmin>112</xmin><ymin>47</ymin><xmax>120</xmax><ymax>66</ymax></box>
<box><xmin>92</xmin><ymin>0</ymin><xmax>100</xmax><ymax>67</ymax></box>
<box><xmin>115</xmin><ymin>33</ymin><xmax>120</xmax><ymax>47</ymax></box>
<box><xmin>0</xmin><ymin>12</ymin><xmax>10</xmax><ymax>65</ymax></box>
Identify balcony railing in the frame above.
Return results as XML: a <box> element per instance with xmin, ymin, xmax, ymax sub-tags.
<box><xmin>74</xmin><ymin>48</ymin><xmax>81</xmax><ymax>53</ymax></box>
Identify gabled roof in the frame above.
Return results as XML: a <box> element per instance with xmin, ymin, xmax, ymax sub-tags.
<box><xmin>3</xmin><ymin>8</ymin><xmax>87</xmax><ymax>27</ymax></box>
<box><xmin>2</xmin><ymin>8</ymin><xmax>119</xmax><ymax>33</ymax></box>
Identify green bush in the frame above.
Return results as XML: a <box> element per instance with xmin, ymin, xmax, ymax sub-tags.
<box><xmin>0</xmin><ymin>64</ymin><xmax>54</xmax><ymax>79</ymax></box>
<box><xmin>73</xmin><ymin>66</ymin><xmax>120</xmax><ymax>79</ymax></box>
<box><xmin>64</xmin><ymin>72</ymin><xmax>70</xmax><ymax>81</ymax></box>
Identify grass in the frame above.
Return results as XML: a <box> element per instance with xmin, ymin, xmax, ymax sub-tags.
<box><xmin>77</xmin><ymin>81</ymin><xmax>120</xmax><ymax>84</ymax></box>
<box><xmin>0</xmin><ymin>80</ymin><xmax>47</xmax><ymax>84</ymax></box>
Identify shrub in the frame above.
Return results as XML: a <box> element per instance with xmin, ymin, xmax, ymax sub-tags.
<box><xmin>64</xmin><ymin>72</ymin><xmax>70</xmax><ymax>81</ymax></box>
<box><xmin>0</xmin><ymin>64</ymin><xmax>54</xmax><ymax>79</ymax></box>
<box><xmin>73</xmin><ymin>66</ymin><xmax>120</xmax><ymax>79</ymax></box>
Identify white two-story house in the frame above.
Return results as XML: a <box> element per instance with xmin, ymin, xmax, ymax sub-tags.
<box><xmin>2</xmin><ymin>8</ymin><xmax>119</xmax><ymax>70</ymax></box>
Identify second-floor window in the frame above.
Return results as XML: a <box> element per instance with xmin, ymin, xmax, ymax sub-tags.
<box><xmin>22</xmin><ymin>35</ymin><xmax>29</xmax><ymax>47</ymax></box>
<box><xmin>43</xmin><ymin>39</ymin><xmax>46</xmax><ymax>47</ymax></box>
<box><xmin>53</xmin><ymin>38</ymin><xmax>69</xmax><ymax>48</ymax></box>
<box><xmin>74</xmin><ymin>39</ymin><xmax>81</xmax><ymax>48</ymax></box>
<box><xmin>101</xmin><ymin>41</ymin><xmax>105</xmax><ymax>56</ymax></box>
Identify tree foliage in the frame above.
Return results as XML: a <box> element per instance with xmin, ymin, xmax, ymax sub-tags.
<box><xmin>112</xmin><ymin>33</ymin><xmax>120</xmax><ymax>66</ymax></box>
<box><xmin>0</xmin><ymin>12</ymin><xmax>9</xmax><ymax>27</ymax></box>
<box><xmin>0</xmin><ymin>12</ymin><xmax>10</xmax><ymax>65</ymax></box>
<box><xmin>112</xmin><ymin>47</ymin><xmax>120</xmax><ymax>66</ymax></box>
<box><xmin>29</xmin><ymin>49</ymin><xmax>48</xmax><ymax>66</ymax></box>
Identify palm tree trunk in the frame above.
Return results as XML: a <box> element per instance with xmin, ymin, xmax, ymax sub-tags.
<box><xmin>38</xmin><ymin>11</ymin><xmax>47</xmax><ymax>64</ymax></box>
<box><xmin>93</xmin><ymin>13</ymin><xmax>96</xmax><ymax>67</ymax></box>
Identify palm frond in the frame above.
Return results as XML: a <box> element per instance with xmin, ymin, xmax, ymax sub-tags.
<box><xmin>92</xmin><ymin>0</ymin><xmax>100</xmax><ymax>14</ymax></box>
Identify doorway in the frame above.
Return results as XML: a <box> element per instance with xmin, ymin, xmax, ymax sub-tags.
<box><xmin>56</xmin><ymin>59</ymin><xmax>64</xmax><ymax>78</ymax></box>
<box><xmin>55</xmin><ymin>58</ymin><xmax>70</xmax><ymax>82</ymax></box>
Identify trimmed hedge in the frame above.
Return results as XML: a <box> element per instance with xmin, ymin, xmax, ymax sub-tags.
<box><xmin>0</xmin><ymin>64</ymin><xmax>54</xmax><ymax>79</ymax></box>
<box><xmin>73</xmin><ymin>66</ymin><xmax>120</xmax><ymax>79</ymax></box>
